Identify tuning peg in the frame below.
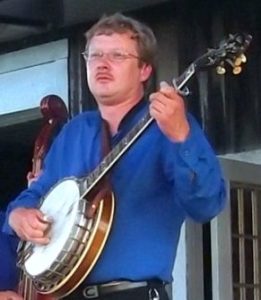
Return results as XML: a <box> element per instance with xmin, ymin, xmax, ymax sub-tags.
<box><xmin>234</xmin><ymin>57</ymin><xmax>242</xmax><ymax>66</ymax></box>
<box><xmin>240</xmin><ymin>53</ymin><xmax>247</xmax><ymax>63</ymax></box>
<box><xmin>233</xmin><ymin>66</ymin><xmax>242</xmax><ymax>75</ymax></box>
<box><xmin>234</xmin><ymin>54</ymin><xmax>247</xmax><ymax>66</ymax></box>
<box><xmin>216</xmin><ymin>65</ymin><xmax>226</xmax><ymax>75</ymax></box>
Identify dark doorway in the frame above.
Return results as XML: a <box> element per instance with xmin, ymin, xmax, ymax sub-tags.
<box><xmin>0</xmin><ymin>119</ymin><xmax>41</xmax><ymax>210</ymax></box>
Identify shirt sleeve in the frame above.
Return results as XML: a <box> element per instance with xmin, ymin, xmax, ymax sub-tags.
<box><xmin>162</xmin><ymin>113</ymin><xmax>226</xmax><ymax>222</ymax></box>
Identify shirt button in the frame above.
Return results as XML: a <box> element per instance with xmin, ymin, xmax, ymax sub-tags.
<box><xmin>184</xmin><ymin>149</ymin><xmax>190</xmax><ymax>156</ymax></box>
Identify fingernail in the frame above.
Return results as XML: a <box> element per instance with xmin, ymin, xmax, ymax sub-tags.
<box><xmin>160</xmin><ymin>81</ymin><xmax>169</xmax><ymax>89</ymax></box>
<box><xmin>42</xmin><ymin>215</ymin><xmax>53</xmax><ymax>223</ymax></box>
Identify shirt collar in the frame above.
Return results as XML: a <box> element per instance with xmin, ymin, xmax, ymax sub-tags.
<box><xmin>117</xmin><ymin>97</ymin><xmax>148</xmax><ymax>131</ymax></box>
<box><xmin>97</xmin><ymin>97</ymin><xmax>148</xmax><ymax>143</ymax></box>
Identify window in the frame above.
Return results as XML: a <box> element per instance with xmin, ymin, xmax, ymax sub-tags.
<box><xmin>231</xmin><ymin>183</ymin><xmax>261</xmax><ymax>300</ymax></box>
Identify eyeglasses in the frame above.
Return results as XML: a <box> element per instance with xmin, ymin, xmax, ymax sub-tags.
<box><xmin>81</xmin><ymin>49</ymin><xmax>140</xmax><ymax>63</ymax></box>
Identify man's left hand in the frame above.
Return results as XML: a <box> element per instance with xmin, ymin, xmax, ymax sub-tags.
<box><xmin>149</xmin><ymin>81</ymin><xmax>190</xmax><ymax>142</ymax></box>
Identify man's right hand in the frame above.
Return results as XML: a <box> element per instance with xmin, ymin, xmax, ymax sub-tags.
<box><xmin>0</xmin><ymin>291</ymin><xmax>23</xmax><ymax>300</ymax></box>
<box><xmin>9</xmin><ymin>208</ymin><xmax>51</xmax><ymax>244</ymax></box>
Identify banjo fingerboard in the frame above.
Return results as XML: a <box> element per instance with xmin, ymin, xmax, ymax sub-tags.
<box><xmin>81</xmin><ymin>111</ymin><xmax>153</xmax><ymax>197</ymax></box>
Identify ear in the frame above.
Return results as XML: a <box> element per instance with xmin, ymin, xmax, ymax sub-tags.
<box><xmin>140</xmin><ymin>64</ymin><xmax>153</xmax><ymax>83</ymax></box>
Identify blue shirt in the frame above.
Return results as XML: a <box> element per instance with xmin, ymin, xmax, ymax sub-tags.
<box><xmin>0</xmin><ymin>212</ymin><xmax>19</xmax><ymax>290</ymax></box>
<box><xmin>3</xmin><ymin>100</ymin><xmax>226</xmax><ymax>284</ymax></box>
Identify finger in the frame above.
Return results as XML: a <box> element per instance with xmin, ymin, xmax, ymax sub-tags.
<box><xmin>34</xmin><ymin>209</ymin><xmax>46</xmax><ymax>220</ymax></box>
<box><xmin>160</xmin><ymin>81</ymin><xmax>174</xmax><ymax>95</ymax></box>
<box><xmin>8</xmin><ymin>208</ymin><xmax>40</xmax><ymax>239</ymax></box>
<box><xmin>30</xmin><ymin>228</ymin><xmax>48</xmax><ymax>239</ymax></box>
<box><xmin>34</xmin><ymin>169</ymin><xmax>43</xmax><ymax>176</ymax></box>
<box><xmin>151</xmin><ymin>92</ymin><xmax>175</xmax><ymax>107</ymax></box>
<box><xmin>18</xmin><ymin>227</ymin><xmax>50</xmax><ymax>244</ymax></box>
<box><xmin>30</xmin><ymin>236</ymin><xmax>50</xmax><ymax>245</ymax></box>
<box><xmin>149</xmin><ymin>105</ymin><xmax>169</xmax><ymax>121</ymax></box>
<box><xmin>21</xmin><ymin>215</ymin><xmax>49</xmax><ymax>236</ymax></box>
<box><xmin>22</xmin><ymin>227</ymin><xmax>51</xmax><ymax>244</ymax></box>
<box><xmin>40</xmin><ymin>214</ymin><xmax>54</xmax><ymax>224</ymax></box>
<box><xmin>0</xmin><ymin>291</ymin><xmax>22</xmax><ymax>300</ymax></box>
<box><xmin>159</xmin><ymin>80</ymin><xmax>182</xmax><ymax>99</ymax></box>
<box><xmin>159</xmin><ymin>80</ymin><xmax>171</xmax><ymax>90</ymax></box>
<box><xmin>28</xmin><ymin>216</ymin><xmax>51</xmax><ymax>233</ymax></box>
<box><xmin>34</xmin><ymin>209</ymin><xmax>53</xmax><ymax>223</ymax></box>
<box><xmin>150</xmin><ymin>98</ymin><xmax>167</xmax><ymax>113</ymax></box>
<box><xmin>22</xmin><ymin>222</ymin><xmax>46</xmax><ymax>238</ymax></box>
<box><xmin>26</xmin><ymin>171</ymin><xmax>33</xmax><ymax>180</ymax></box>
<box><xmin>150</xmin><ymin>85</ymin><xmax>181</xmax><ymax>105</ymax></box>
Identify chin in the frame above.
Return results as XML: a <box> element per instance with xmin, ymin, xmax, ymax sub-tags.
<box><xmin>95</xmin><ymin>91</ymin><xmax>112</xmax><ymax>98</ymax></box>
<box><xmin>92</xmin><ymin>85</ymin><xmax>112</xmax><ymax>96</ymax></box>
<box><xmin>94</xmin><ymin>93</ymin><xmax>115</xmax><ymax>105</ymax></box>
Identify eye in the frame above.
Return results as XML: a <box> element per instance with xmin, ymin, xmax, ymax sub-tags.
<box><xmin>89</xmin><ymin>52</ymin><xmax>102</xmax><ymax>60</ymax></box>
<box><xmin>111</xmin><ymin>51</ymin><xmax>127</xmax><ymax>60</ymax></box>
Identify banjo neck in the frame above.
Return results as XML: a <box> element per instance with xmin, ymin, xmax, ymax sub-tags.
<box><xmin>81</xmin><ymin>32</ymin><xmax>252</xmax><ymax>197</ymax></box>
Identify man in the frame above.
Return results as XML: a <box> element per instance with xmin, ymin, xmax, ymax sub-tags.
<box><xmin>3</xmin><ymin>13</ymin><xmax>226</xmax><ymax>300</ymax></box>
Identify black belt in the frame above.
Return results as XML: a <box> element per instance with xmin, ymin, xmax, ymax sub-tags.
<box><xmin>65</xmin><ymin>280</ymin><xmax>164</xmax><ymax>299</ymax></box>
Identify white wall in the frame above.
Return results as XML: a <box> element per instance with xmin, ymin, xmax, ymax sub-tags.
<box><xmin>173</xmin><ymin>224</ymin><xmax>187</xmax><ymax>300</ymax></box>
<box><xmin>173</xmin><ymin>221</ymin><xmax>204</xmax><ymax>300</ymax></box>
<box><xmin>0</xmin><ymin>39</ymin><xmax>69</xmax><ymax>116</ymax></box>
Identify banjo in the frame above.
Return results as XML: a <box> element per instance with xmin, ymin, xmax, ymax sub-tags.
<box><xmin>18</xmin><ymin>33</ymin><xmax>252</xmax><ymax>298</ymax></box>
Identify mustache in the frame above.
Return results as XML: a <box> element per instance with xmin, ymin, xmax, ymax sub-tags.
<box><xmin>95</xmin><ymin>72</ymin><xmax>114</xmax><ymax>80</ymax></box>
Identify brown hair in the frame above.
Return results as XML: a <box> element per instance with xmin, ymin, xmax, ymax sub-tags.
<box><xmin>84</xmin><ymin>13</ymin><xmax>158</xmax><ymax>70</ymax></box>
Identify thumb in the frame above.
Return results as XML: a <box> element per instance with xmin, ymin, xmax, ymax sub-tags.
<box><xmin>35</xmin><ymin>210</ymin><xmax>53</xmax><ymax>223</ymax></box>
<box><xmin>159</xmin><ymin>81</ymin><xmax>170</xmax><ymax>90</ymax></box>
<box><xmin>159</xmin><ymin>80</ymin><xmax>176</xmax><ymax>98</ymax></box>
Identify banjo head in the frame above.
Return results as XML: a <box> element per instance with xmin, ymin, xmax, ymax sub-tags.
<box><xmin>24</xmin><ymin>178</ymin><xmax>80</xmax><ymax>276</ymax></box>
<box><xmin>21</xmin><ymin>177</ymin><xmax>115</xmax><ymax>298</ymax></box>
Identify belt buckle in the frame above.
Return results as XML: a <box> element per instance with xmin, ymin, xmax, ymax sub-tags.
<box><xmin>83</xmin><ymin>285</ymin><xmax>99</xmax><ymax>299</ymax></box>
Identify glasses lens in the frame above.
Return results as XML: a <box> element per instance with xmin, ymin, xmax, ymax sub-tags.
<box><xmin>82</xmin><ymin>50</ymin><xmax>139</xmax><ymax>62</ymax></box>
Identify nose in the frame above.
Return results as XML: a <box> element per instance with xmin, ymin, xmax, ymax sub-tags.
<box><xmin>96</xmin><ymin>57</ymin><xmax>110</xmax><ymax>69</ymax></box>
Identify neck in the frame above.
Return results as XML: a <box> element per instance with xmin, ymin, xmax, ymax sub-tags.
<box><xmin>98</xmin><ymin>96</ymin><xmax>143</xmax><ymax>135</ymax></box>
